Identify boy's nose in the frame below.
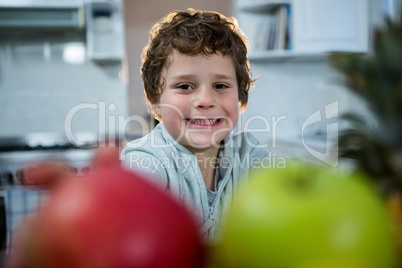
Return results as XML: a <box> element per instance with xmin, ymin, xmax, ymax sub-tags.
<box><xmin>194</xmin><ymin>88</ymin><xmax>215</xmax><ymax>109</ymax></box>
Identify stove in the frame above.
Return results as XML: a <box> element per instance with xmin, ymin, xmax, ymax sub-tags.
<box><xmin>0</xmin><ymin>133</ymin><xmax>97</xmax><ymax>254</ymax></box>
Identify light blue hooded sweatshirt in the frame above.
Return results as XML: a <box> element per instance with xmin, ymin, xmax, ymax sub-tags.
<box><xmin>121</xmin><ymin>123</ymin><xmax>270</xmax><ymax>240</ymax></box>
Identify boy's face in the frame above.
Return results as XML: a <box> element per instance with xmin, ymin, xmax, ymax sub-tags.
<box><xmin>156</xmin><ymin>50</ymin><xmax>239</xmax><ymax>155</ymax></box>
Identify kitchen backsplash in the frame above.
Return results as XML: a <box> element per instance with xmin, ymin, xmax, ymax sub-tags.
<box><xmin>0</xmin><ymin>32</ymin><xmax>128</xmax><ymax>140</ymax></box>
<box><xmin>238</xmin><ymin>59</ymin><xmax>377</xmax><ymax>148</ymax></box>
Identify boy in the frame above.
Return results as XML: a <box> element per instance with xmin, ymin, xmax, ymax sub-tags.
<box><xmin>121</xmin><ymin>9</ymin><xmax>269</xmax><ymax>240</ymax></box>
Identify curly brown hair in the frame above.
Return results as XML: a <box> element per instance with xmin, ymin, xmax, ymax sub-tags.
<box><xmin>141</xmin><ymin>9</ymin><xmax>254</xmax><ymax>114</ymax></box>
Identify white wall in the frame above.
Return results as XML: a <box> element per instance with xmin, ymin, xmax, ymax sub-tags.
<box><xmin>239</xmin><ymin>60</ymin><xmax>373</xmax><ymax>143</ymax></box>
<box><xmin>0</xmin><ymin>34</ymin><xmax>128</xmax><ymax>139</ymax></box>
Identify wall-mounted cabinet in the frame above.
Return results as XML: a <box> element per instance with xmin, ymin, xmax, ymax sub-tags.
<box><xmin>236</xmin><ymin>0</ymin><xmax>369</xmax><ymax>62</ymax></box>
<box><xmin>0</xmin><ymin>1</ymin><xmax>85</xmax><ymax>29</ymax></box>
<box><xmin>85</xmin><ymin>0</ymin><xmax>125</xmax><ymax>61</ymax></box>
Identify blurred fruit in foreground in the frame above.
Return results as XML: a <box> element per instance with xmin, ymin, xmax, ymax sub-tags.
<box><xmin>212</xmin><ymin>164</ymin><xmax>397</xmax><ymax>268</ymax></box>
<box><xmin>21</xmin><ymin>160</ymin><xmax>70</xmax><ymax>189</ymax></box>
<box><xmin>7</xmin><ymin>163</ymin><xmax>204</xmax><ymax>268</ymax></box>
<box><xmin>20</xmin><ymin>143</ymin><xmax>120</xmax><ymax>190</ymax></box>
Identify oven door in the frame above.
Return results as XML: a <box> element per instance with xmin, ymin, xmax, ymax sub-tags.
<box><xmin>0</xmin><ymin>190</ymin><xmax>7</xmax><ymax>260</ymax></box>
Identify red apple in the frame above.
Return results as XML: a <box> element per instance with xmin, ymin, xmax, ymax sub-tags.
<box><xmin>21</xmin><ymin>160</ymin><xmax>71</xmax><ymax>189</ymax></box>
<box><xmin>212</xmin><ymin>163</ymin><xmax>397</xmax><ymax>268</ymax></box>
<box><xmin>8</xmin><ymin>165</ymin><xmax>205</xmax><ymax>268</ymax></box>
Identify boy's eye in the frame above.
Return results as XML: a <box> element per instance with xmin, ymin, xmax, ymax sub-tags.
<box><xmin>177</xmin><ymin>84</ymin><xmax>193</xmax><ymax>90</ymax></box>
<box><xmin>214</xmin><ymin>83</ymin><xmax>229</xmax><ymax>89</ymax></box>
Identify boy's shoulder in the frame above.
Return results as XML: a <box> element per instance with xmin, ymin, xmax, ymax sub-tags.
<box><xmin>224</xmin><ymin>131</ymin><xmax>270</xmax><ymax>160</ymax></box>
<box><xmin>232</xmin><ymin>131</ymin><xmax>260</xmax><ymax>145</ymax></box>
<box><xmin>230</xmin><ymin>131</ymin><xmax>263</xmax><ymax>150</ymax></box>
<box><xmin>123</xmin><ymin>124</ymin><xmax>167</xmax><ymax>153</ymax></box>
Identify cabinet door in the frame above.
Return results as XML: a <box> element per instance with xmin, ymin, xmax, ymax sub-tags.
<box><xmin>293</xmin><ymin>0</ymin><xmax>369</xmax><ymax>52</ymax></box>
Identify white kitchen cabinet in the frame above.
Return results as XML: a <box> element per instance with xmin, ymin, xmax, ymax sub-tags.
<box><xmin>85</xmin><ymin>0</ymin><xmax>125</xmax><ymax>61</ymax></box>
<box><xmin>235</xmin><ymin>0</ymin><xmax>370</xmax><ymax>62</ymax></box>
<box><xmin>292</xmin><ymin>0</ymin><xmax>369</xmax><ymax>53</ymax></box>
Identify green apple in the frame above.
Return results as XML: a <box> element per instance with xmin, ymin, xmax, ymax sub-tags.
<box><xmin>212</xmin><ymin>163</ymin><xmax>397</xmax><ymax>268</ymax></box>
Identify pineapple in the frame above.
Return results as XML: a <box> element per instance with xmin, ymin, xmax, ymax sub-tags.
<box><xmin>330</xmin><ymin>16</ymin><xmax>402</xmax><ymax>266</ymax></box>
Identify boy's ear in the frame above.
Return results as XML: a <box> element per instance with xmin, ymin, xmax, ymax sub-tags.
<box><xmin>153</xmin><ymin>104</ymin><xmax>161</xmax><ymax>118</ymax></box>
<box><xmin>239</xmin><ymin>102</ymin><xmax>246</xmax><ymax>114</ymax></box>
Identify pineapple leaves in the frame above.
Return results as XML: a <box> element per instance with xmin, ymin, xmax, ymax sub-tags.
<box><xmin>330</xmin><ymin>17</ymin><xmax>402</xmax><ymax>194</ymax></box>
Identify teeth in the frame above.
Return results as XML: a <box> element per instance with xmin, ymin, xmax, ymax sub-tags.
<box><xmin>189</xmin><ymin>119</ymin><xmax>219</xmax><ymax>125</ymax></box>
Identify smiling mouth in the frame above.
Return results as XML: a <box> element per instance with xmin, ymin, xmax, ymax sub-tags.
<box><xmin>186</xmin><ymin>118</ymin><xmax>222</xmax><ymax>125</ymax></box>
